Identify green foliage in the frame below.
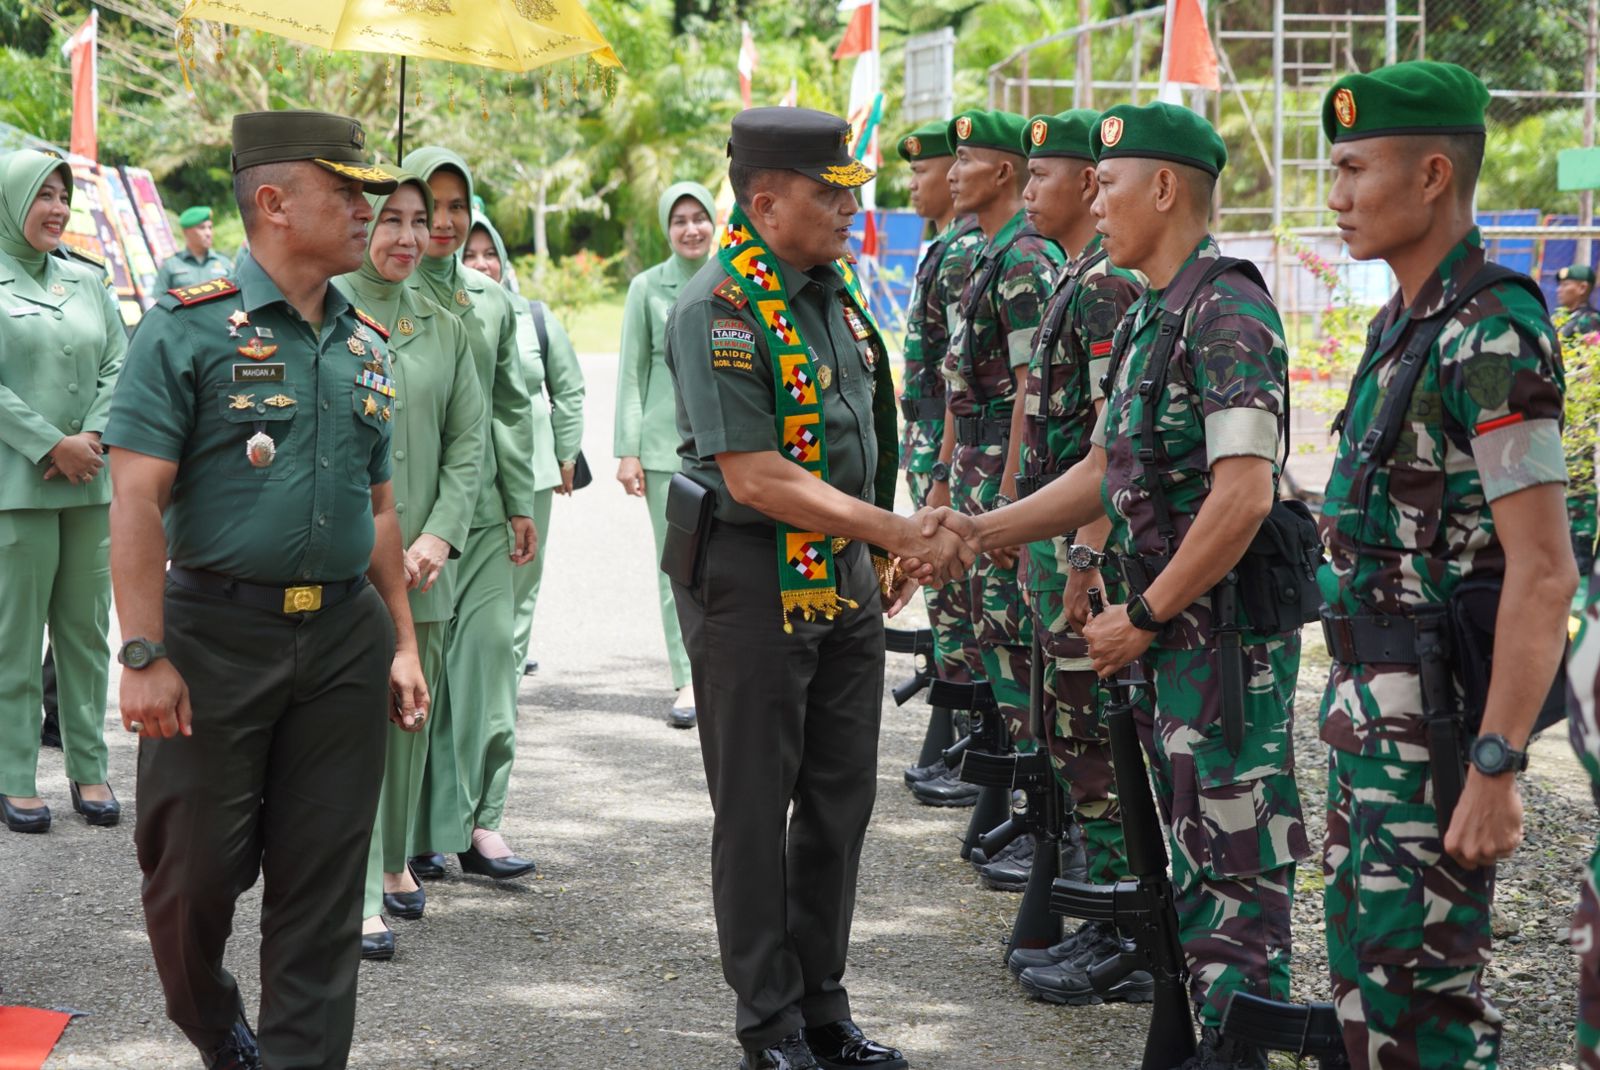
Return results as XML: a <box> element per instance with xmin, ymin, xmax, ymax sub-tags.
<box><xmin>1559</xmin><ymin>311</ymin><xmax>1600</xmax><ymax>499</ymax></box>
<box><xmin>515</xmin><ymin>248</ymin><xmax>625</xmax><ymax>319</ymax></box>
<box><xmin>0</xmin><ymin>46</ymin><xmax>70</xmax><ymax>144</ymax></box>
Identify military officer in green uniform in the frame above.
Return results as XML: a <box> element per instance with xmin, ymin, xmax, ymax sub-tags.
<box><xmin>894</xmin><ymin>120</ymin><xmax>987</xmax><ymax>788</ymax></box>
<box><xmin>336</xmin><ymin>171</ymin><xmax>486</xmax><ymax>961</ymax></box>
<box><xmin>665</xmin><ymin>106</ymin><xmax>971</xmax><ymax>1070</ymax></box>
<box><xmin>104</xmin><ymin>111</ymin><xmax>428</xmax><ymax>1070</ymax></box>
<box><xmin>1558</xmin><ymin>264</ymin><xmax>1600</xmax><ymax>339</ymax></box>
<box><xmin>925</xmin><ymin>103</ymin><xmax>1310</xmax><ymax>1068</ymax></box>
<box><xmin>1003</xmin><ymin>109</ymin><xmax>1145</xmax><ymax>1000</ymax></box>
<box><xmin>401</xmin><ymin>146</ymin><xmax>540</xmax><ymax>882</ymax></box>
<box><xmin>0</xmin><ymin>148</ymin><xmax>126</xmax><ymax>833</ymax></box>
<box><xmin>154</xmin><ymin>205</ymin><xmax>233</xmax><ymax>293</ymax></box>
<box><xmin>1316</xmin><ymin>63</ymin><xmax>1574</xmax><ymax>1070</ymax></box>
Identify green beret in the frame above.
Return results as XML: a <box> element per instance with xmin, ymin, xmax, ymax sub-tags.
<box><xmin>1091</xmin><ymin>102</ymin><xmax>1227</xmax><ymax>177</ymax></box>
<box><xmin>949</xmin><ymin>109</ymin><xmax>1029</xmax><ymax>157</ymax></box>
<box><xmin>1024</xmin><ymin>110</ymin><xmax>1099</xmax><ymax>160</ymax></box>
<box><xmin>177</xmin><ymin>206</ymin><xmax>211</xmax><ymax>229</ymax></box>
<box><xmin>1322</xmin><ymin>61</ymin><xmax>1489</xmax><ymax>143</ymax></box>
<box><xmin>231</xmin><ymin>110</ymin><xmax>397</xmax><ymax>193</ymax></box>
<box><xmin>897</xmin><ymin>120</ymin><xmax>954</xmax><ymax>162</ymax></box>
<box><xmin>1560</xmin><ymin>265</ymin><xmax>1597</xmax><ymax>284</ymax></box>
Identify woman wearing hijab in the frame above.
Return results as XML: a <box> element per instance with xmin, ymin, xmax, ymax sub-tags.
<box><xmin>462</xmin><ymin>211</ymin><xmax>585</xmax><ymax>677</ymax></box>
<box><xmin>400</xmin><ymin>146</ymin><xmax>540</xmax><ymax>882</ymax></box>
<box><xmin>614</xmin><ymin>181</ymin><xmax>715</xmax><ymax>728</ymax></box>
<box><xmin>0</xmin><ymin>149</ymin><xmax>126</xmax><ymax>832</ymax></box>
<box><xmin>334</xmin><ymin>171</ymin><xmax>485</xmax><ymax>959</ymax></box>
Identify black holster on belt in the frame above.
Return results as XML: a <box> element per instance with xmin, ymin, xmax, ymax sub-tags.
<box><xmin>661</xmin><ymin>474</ymin><xmax>716</xmax><ymax>588</ymax></box>
<box><xmin>1415</xmin><ymin>611</ymin><xmax>1466</xmax><ymax>833</ymax></box>
<box><xmin>1214</xmin><ymin>574</ymin><xmax>1247</xmax><ymax>757</ymax></box>
<box><xmin>1014</xmin><ymin>470</ymin><xmax>1061</xmax><ymax>500</ymax></box>
<box><xmin>900</xmin><ymin>396</ymin><xmax>945</xmax><ymax>422</ymax></box>
<box><xmin>954</xmin><ymin>414</ymin><xmax>1009</xmax><ymax>447</ymax></box>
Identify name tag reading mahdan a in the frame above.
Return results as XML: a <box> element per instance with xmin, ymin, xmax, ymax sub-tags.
<box><xmin>234</xmin><ymin>362</ymin><xmax>286</xmax><ymax>382</ymax></box>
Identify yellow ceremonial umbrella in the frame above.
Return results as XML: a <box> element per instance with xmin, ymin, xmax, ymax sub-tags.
<box><xmin>177</xmin><ymin>0</ymin><xmax>621</xmax><ymax>155</ymax></box>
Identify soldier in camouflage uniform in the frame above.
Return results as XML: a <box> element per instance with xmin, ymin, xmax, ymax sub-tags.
<box><xmin>1317</xmin><ymin>63</ymin><xmax>1574</xmax><ymax>1070</ymax></box>
<box><xmin>1004</xmin><ymin>109</ymin><xmax>1147</xmax><ymax>1000</ymax></box>
<box><xmin>936</xmin><ymin>108</ymin><xmax>1064</xmax><ymax>763</ymax></box>
<box><xmin>1569</xmin><ymin>570</ymin><xmax>1600</xmax><ymax>1070</ymax></box>
<box><xmin>930</xmin><ymin>104</ymin><xmax>1309</xmax><ymax>1065</ymax></box>
<box><xmin>895</xmin><ymin>121</ymin><xmax>985</xmax><ymax>691</ymax></box>
<box><xmin>1558</xmin><ymin>265</ymin><xmax>1600</xmax><ymax>573</ymax></box>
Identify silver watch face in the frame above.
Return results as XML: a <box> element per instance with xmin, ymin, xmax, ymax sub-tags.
<box><xmin>1067</xmin><ymin>544</ymin><xmax>1097</xmax><ymax>571</ymax></box>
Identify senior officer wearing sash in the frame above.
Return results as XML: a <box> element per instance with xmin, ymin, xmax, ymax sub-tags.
<box><xmin>922</xmin><ymin>104</ymin><xmax>1311</xmax><ymax>1069</ymax></box>
<box><xmin>1317</xmin><ymin>63</ymin><xmax>1573</xmax><ymax>1070</ymax></box>
<box><xmin>154</xmin><ymin>205</ymin><xmax>233</xmax><ymax>293</ymax></box>
<box><xmin>664</xmin><ymin>107</ymin><xmax>972</xmax><ymax>1070</ymax></box>
<box><xmin>104</xmin><ymin>111</ymin><xmax>428</xmax><ymax>1070</ymax></box>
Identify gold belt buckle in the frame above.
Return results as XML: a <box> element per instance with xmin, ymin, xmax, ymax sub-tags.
<box><xmin>283</xmin><ymin>584</ymin><xmax>323</xmax><ymax>613</ymax></box>
<box><xmin>830</xmin><ymin>536</ymin><xmax>851</xmax><ymax>554</ymax></box>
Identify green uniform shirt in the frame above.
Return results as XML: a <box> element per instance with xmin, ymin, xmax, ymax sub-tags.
<box><xmin>666</xmin><ymin>256</ymin><xmax>882</xmax><ymax>525</ymax></box>
<box><xmin>900</xmin><ymin>215</ymin><xmax>983</xmax><ymax>472</ymax></box>
<box><xmin>154</xmin><ymin>247</ymin><xmax>234</xmax><ymax>293</ymax></box>
<box><xmin>1559</xmin><ymin>302</ymin><xmax>1600</xmax><ymax>340</ymax></box>
<box><xmin>617</xmin><ymin>256</ymin><xmax>701</xmax><ymax>472</ymax></box>
<box><xmin>0</xmin><ymin>251</ymin><xmax>125</xmax><ymax>511</ymax></box>
<box><xmin>514</xmin><ymin>298</ymin><xmax>586</xmax><ymax>491</ymax></box>
<box><xmin>105</xmin><ymin>256</ymin><xmax>394</xmax><ymax>582</ymax></box>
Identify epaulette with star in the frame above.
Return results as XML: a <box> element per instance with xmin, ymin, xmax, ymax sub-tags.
<box><xmin>353</xmin><ymin>307</ymin><xmax>391</xmax><ymax>340</ymax></box>
<box><xmin>55</xmin><ymin>244</ymin><xmax>108</xmax><ymax>273</ymax></box>
<box><xmin>164</xmin><ymin>278</ymin><xmax>239</xmax><ymax>307</ymax></box>
<box><xmin>712</xmin><ymin>276</ymin><xmax>749</xmax><ymax>310</ymax></box>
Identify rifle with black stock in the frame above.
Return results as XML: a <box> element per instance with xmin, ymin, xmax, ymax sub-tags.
<box><xmin>1049</xmin><ymin>588</ymin><xmax>1197</xmax><ymax>1069</ymax></box>
<box><xmin>1220</xmin><ymin>992</ymin><xmax>1350</xmax><ymax>1069</ymax></box>
<box><xmin>884</xmin><ymin>627</ymin><xmax>951</xmax><ymax>769</ymax></box>
<box><xmin>941</xmin><ymin>679</ymin><xmax>1013</xmax><ymax>861</ymax></box>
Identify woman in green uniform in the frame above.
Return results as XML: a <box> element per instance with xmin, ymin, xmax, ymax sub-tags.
<box><xmin>613</xmin><ymin>181</ymin><xmax>714</xmax><ymax>727</ymax></box>
<box><xmin>334</xmin><ymin>172</ymin><xmax>485</xmax><ymax>957</ymax></box>
<box><xmin>461</xmin><ymin>211</ymin><xmax>585</xmax><ymax>677</ymax></box>
<box><xmin>0</xmin><ymin>149</ymin><xmax>125</xmax><ymax>832</ymax></box>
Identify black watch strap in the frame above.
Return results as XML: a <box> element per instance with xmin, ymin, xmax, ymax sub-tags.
<box><xmin>1126</xmin><ymin>594</ymin><xmax>1163</xmax><ymax>632</ymax></box>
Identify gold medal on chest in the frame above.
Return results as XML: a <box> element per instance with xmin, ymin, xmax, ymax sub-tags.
<box><xmin>397</xmin><ymin>317</ymin><xmax>416</xmax><ymax>336</ymax></box>
<box><xmin>454</xmin><ymin>289</ymin><xmax>470</xmax><ymax>307</ymax></box>
<box><xmin>817</xmin><ymin>364</ymin><xmax>834</xmax><ymax>391</ymax></box>
<box><xmin>227</xmin><ymin>309</ymin><xmax>250</xmax><ymax>338</ymax></box>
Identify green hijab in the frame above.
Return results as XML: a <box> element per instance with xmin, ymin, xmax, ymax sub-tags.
<box><xmin>401</xmin><ymin>145</ymin><xmax>476</xmax><ymax>297</ymax></box>
<box><xmin>342</xmin><ymin>170</ymin><xmax>435</xmax><ymax>328</ymax></box>
<box><xmin>0</xmin><ymin>150</ymin><xmax>72</xmax><ymax>278</ymax></box>
<box><xmin>658</xmin><ymin>180</ymin><xmax>716</xmax><ymax>283</ymax></box>
<box><xmin>468</xmin><ymin>208</ymin><xmax>517</xmax><ymax>296</ymax></box>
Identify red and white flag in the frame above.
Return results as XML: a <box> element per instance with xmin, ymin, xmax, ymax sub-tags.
<box><xmin>833</xmin><ymin>0</ymin><xmax>874</xmax><ymax>60</ymax></box>
<box><xmin>1159</xmin><ymin>0</ymin><xmax>1220</xmax><ymax>105</ymax></box>
<box><xmin>61</xmin><ymin>11</ymin><xmax>98</xmax><ymax>161</ymax></box>
<box><xmin>737</xmin><ymin>21</ymin><xmax>758</xmax><ymax>110</ymax></box>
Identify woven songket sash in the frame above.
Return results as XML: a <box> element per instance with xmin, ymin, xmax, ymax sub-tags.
<box><xmin>717</xmin><ymin>206</ymin><xmax>886</xmax><ymax>631</ymax></box>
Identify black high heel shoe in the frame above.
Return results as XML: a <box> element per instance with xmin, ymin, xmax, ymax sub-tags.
<box><xmin>458</xmin><ymin>845</ymin><xmax>536</xmax><ymax>880</ymax></box>
<box><xmin>71</xmin><ymin>782</ymin><xmax>121</xmax><ymax>827</ymax></box>
<box><xmin>382</xmin><ymin>864</ymin><xmax>426</xmax><ymax>920</ymax></box>
<box><xmin>361</xmin><ymin>918</ymin><xmax>395</xmax><ymax>961</ymax></box>
<box><xmin>1</xmin><ymin>795</ymin><xmax>50</xmax><ymax>834</ymax></box>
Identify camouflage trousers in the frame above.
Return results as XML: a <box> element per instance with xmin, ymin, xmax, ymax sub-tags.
<box><xmin>1042</xmin><ymin>652</ymin><xmax>1126</xmax><ymax>886</ymax></box>
<box><xmin>1576</xmin><ymin>856</ymin><xmax>1600</xmax><ymax>1069</ymax></box>
<box><xmin>1323</xmin><ymin>749</ymin><xmax>1501</xmax><ymax>1070</ymax></box>
<box><xmin>905</xmin><ymin>468</ymin><xmax>976</xmax><ymax>684</ymax></box>
<box><xmin>1142</xmin><ymin>635</ymin><xmax>1308</xmax><ymax>1028</ymax></box>
<box><xmin>1571</xmin><ymin>493</ymin><xmax>1598</xmax><ymax>576</ymax></box>
<box><xmin>951</xmin><ymin>442</ymin><xmax>1034</xmax><ymax>749</ymax></box>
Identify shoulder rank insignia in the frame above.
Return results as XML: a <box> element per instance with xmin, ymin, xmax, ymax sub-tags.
<box><xmin>55</xmin><ymin>245</ymin><xmax>107</xmax><ymax>272</ymax></box>
<box><xmin>168</xmin><ymin>278</ymin><xmax>239</xmax><ymax>306</ymax></box>
<box><xmin>712</xmin><ymin>276</ymin><xmax>749</xmax><ymax>310</ymax></box>
<box><xmin>352</xmin><ymin>307</ymin><xmax>391</xmax><ymax>340</ymax></box>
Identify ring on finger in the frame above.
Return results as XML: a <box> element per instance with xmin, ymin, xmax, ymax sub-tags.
<box><xmin>127</xmin><ymin>720</ymin><xmax>143</xmax><ymax>733</ymax></box>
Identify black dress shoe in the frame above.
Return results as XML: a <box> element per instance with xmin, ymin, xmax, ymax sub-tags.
<box><xmin>523</xmin><ymin>658</ymin><xmax>539</xmax><ymax>676</ymax></box>
<box><xmin>458</xmin><ymin>845</ymin><xmax>537</xmax><ymax>880</ymax></box>
<box><xmin>803</xmin><ymin>1020</ymin><xmax>907</xmax><ymax>1070</ymax></box>
<box><xmin>668</xmin><ymin>705</ymin><xmax>697</xmax><ymax>729</ymax></box>
<box><xmin>202</xmin><ymin>1017</ymin><xmax>261</xmax><ymax>1070</ymax></box>
<box><xmin>909</xmin><ymin>771</ymin><xmax>978</xmax><ymax>807</ymax></box>
<box><xmin>410</xmin><ymin>852</ymin><xmax>446</xmax><ymax>880</ymax></box>
<box><xmin>361</xmin><ymin>920</ymin><xmax>395</xmax><ymax>961</ymax></box>
<box><xmin>70</xmin><ymin>782</ymin><xmax>121</xmax><ymax>827</ymax></box>
<box><xmin>740</xmin><ymin>1032</ymin><xmax>819</xmax><ymax>1069</ymax></box>
<box><xmin>1</xmin><ymin>796</ymin><xmax>50</xmax><ymax>834</ymax></box>
<box><xmin>40</xmin><ymin>710</ymin><xmax>61</xmax><ymax>749</ymax></box>
<box><xmin>382</xmin><ymin>865</ymin><xmax>426</xmax><ymax>920</ymax></box>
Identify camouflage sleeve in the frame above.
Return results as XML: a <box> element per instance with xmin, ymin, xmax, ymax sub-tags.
<box><xmin>665</xmin><ymin>294</ymin><xmax>777</xmax><ymax>457</ymax></box>
<box><xmin>1442</xmin><ymin>305</ymin><xmax>1566</xmax><ymax>502</ymax></box>
<box><xmin>998</xmin><ymin>242</ymin><xmax>1061</xmax><ymax>370</ymax></box>
<box><xmin>1076</xmin><ymin>268</ymin><xmax>1142</xmax><ymax>403</ymax></box>
<box><xmin>1190</xmin><ymin>309</ymin><xmax>1286</xmax><ymax>466</ymax></box>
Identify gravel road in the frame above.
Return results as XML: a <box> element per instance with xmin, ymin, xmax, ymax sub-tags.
<box><xmin>2</xmin><ymin>351</ymin><xmax>1595</xmax><ymax>1069</ymax></box>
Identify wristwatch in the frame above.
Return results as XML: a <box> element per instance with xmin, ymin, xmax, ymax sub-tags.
<box><xmin>929</xmin><ymin>460</ymin><xmax>951</xmax><ymax>483</ymax></box>
<box><xmin>117</xmin><ymin>637</ymin><xmax>168</xmax><ymax>671</ymax></box>
<box><xmin>1125</xmin><ymin>593</ymin><xmax>1164</xmax><ymax>632</ymax></box>
<box><xmin>1469</xmin><ymin>733</ymin><xmax>1529</xmax><ymax>777</ymax></box>
<box><xmin>992</xmin><ymin>493</ymin><xmax>1014</xmax><ymax>510</ymax></box>
<box><xmin>1066</xmin><ymin>544</ymin><xmax>1105</xmax><ymax>573</ymax></box>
